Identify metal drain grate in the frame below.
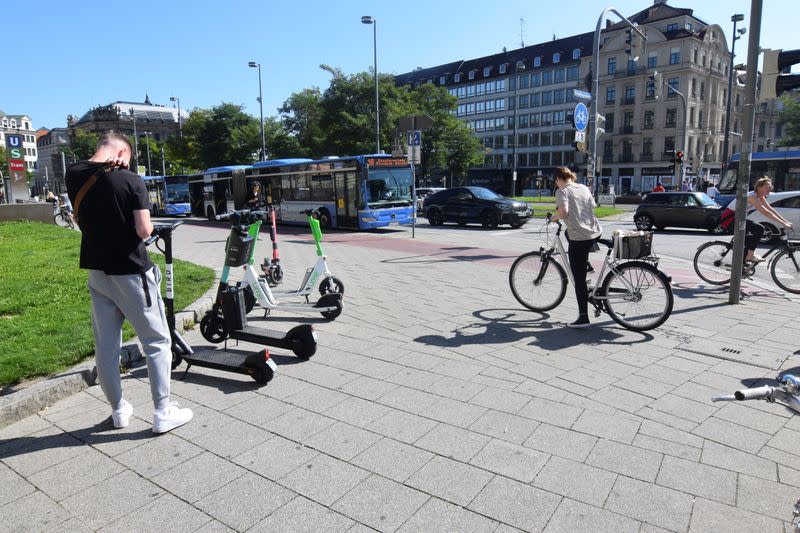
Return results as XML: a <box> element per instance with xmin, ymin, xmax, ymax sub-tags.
<box><xmin>678</xmin><ymin>338</ymin><xmax>790</xmax><ymax>370</ymax></box>
<box><xmin>721</xmin><ymin>347</ymin><xmax>742</xmax><ymax>355</ymax></box>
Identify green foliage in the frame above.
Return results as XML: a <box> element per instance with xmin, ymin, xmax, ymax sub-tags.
<box><xmin>778</xmin><ymin>95</ymin><xmax>800</xmax><ymax>147</ymax></box>
<box><xmin>0</xmin><ymin>146</ymin><xmax>7</xmax><ymax>173</ymax></box>
<box><xmin>0</xmin><ymin>221</ymin><xmax>215</xmax><ymax>386</ymax></box>
<box><xmin>167</xmin><ymin>103</ymin><xmax>261</xmax><ymax>170</ymax></box>
<box><xmin>66</xmin><ymin>130</ymin><xmax>99</xmax><ymax>161</ymax></box>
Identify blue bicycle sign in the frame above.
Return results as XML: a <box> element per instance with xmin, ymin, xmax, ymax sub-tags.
<box><xmin>573</xmin><ymin>103</ymin><xmax>589</xmax><ymax>132</ymax></box>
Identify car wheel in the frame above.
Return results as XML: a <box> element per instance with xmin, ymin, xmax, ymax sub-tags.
<box><xmin>634</xmin><ymin>214</ymin><xmax>654</xmax><ymax>230</ymax></box>
<box><xmin>760</xmin><ymin>222</ymin><xmax>779</xmax><ymax>243</ymax></box>
<box><xmin>428</xmin><ymin>209</ymin><xmax>444</xmax><ymax>226</ymax></box>
<box><xmin>481</xmin><ymin>210</ymin><xmax>500</xmax><ymax>228</ymax></box>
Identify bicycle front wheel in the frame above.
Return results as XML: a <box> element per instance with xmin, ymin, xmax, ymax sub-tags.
<box><xmin>54</xmin><ymin>212</ymin><xmax>70</xmax><ymax>228</ymax></box>
<box><xmin>601</xmin><ymin>261</ymin><xmax>673</xmax><ymax>331</ymax></box>
<box><xmin>771</xmin><ymin>247</ymin><xmax>800</xmax><ymax>294</ymax></box>
<box><xmin>509</xmin><ymin>251</ymin><xmax>567</xmax><ymax>312</ymax></box>
<box><xmin>693</xmin><ymin>241</ymin><xmax>732</xmax><ymax>285</ymax></box>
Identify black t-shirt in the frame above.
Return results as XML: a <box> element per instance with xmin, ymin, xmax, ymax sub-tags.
<box><xmin>66</xmin><ymin>161</ymin><xmax>154</xmax><ymax>274</ymax></box>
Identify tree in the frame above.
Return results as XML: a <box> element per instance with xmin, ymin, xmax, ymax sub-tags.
<box><xmin>264</xmin><ymin>117</ymin><xmax>305</xmax><ymax>158</ymax></box>
<box><xmin>279</xmin><ymin>88</ymin><xmax>324</xmax><ymax>156</ymax></box>
<box><xmin>65</xmin><ymin>130</ymin><xmax>99</xmax><ymax>161</ymax></box>
<box><xmin>778</xmin><ymin>94</ymin><xmax>800</xmax><ymax>147</ymax></box>
<box><xmin>0</xmin><ymin>147</ymin><xmax>7</xmax><ymax>175</ymax></box>
<box><xmin>167</xmin><ymin>103</ymin><xmax>260</xmax><ymax>170</ymax></box>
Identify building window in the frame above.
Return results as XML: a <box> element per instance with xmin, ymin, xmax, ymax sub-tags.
<box><xmin>670</xmin><ymin>47</ymin><xmax>681</xmax><ymax>65</ymax></box>
<box><xmin>566</xmin><ymin>65</ymin><xmax>578</xmax><ymax>81</ymax></box>
<box><xmin>647</xmin><ymin>54</ymin><xmax>657</xmax><ymax>69</ymax></box>
<box><xmin>468</xmin><ymin>70</ymin><xmax>476</xmax><ymax>80</ymax></box>
<box><xmin>533</xmin><ymin>57</ymin><xmax>542</xmax><ymax>68</ymax></box>
<box><xmin>666</xmin><ymin>108</ymin><xmax>677</xmax><ymax>128</ymax></box>
<box><xmin>541</xmin><ymin>112</ymin><xmax>552</xmax><ymax>126</ymax></box>
<box><xmin>486</xmin><ymin>100</ymin><xmax>495</xmax><ymax>112</ymax></box>
<box><xmin>519</xmin><ymin>74</ymin><xmax>530</xmax><ymax>89</ymax></box>
<box><xmin>553</xmin><ymin>52</ymin><xmax>561</xmax><ymax>64</ymax></box>
<box><xmin>646</xmin><ymin>80</ymin><xmax>656</xmax><ymax>100</ymax></box>
<box><xmin>625</xmin><ymin>85</ymin><xmax>635</xmax><ymax>102</ymax></box>
<box><xmin>604</xmin><ymin>140</ymin><xmax>613</xmax><ymax>158</ymax></box>
<box><xmin>627</xmin><ymin>59</ymin><xmax>637</xmax><ymax>73</ymax></box>
<box><xmin>518</xmin><ymin>114</ymin><xmax>529</xmax><ymax>128</ymax></box>
<box><xmin>439</xmin><ymin>76</ymin><xmax>446</xmax><ymax>85</ymax></box>
<box><xmin>686</xmin><ymin>23</ymin><xmax>693</xmax><ymax>31</ymax></box>
<box><xmin>486</xmin><ymin>80</ymin><xmax>496</xmax><ymax>93</ymax></box>
<box><xmin>644</xmin><ymin>110</ymin><xmax>654</xmax><ymax>129</ymax></box>
<box><xmin>530</xmin><ymin>72</ymin><xmax>541</xmax><ymax>86</ymax></box>
<box><xmin>476</xmin><ymin>101</ymin><xmax>485</xmax><ymax>113</ymax></box>
<box><xmin>668</xmin><ymin>77</ymin><xmax>679</xmax><ymax>96</ymax></box>
<box><xmin>519</xmin><ymin>94</ymin><xmax>529</xmax><ymax>109</ymax></box>
<box><xmin>553</xmin><ymin>110</ymin><xmax>565</xmax><ymax>124</ymax></box>
<box><xmin>530</xmin><ymin>93</ymin><xmax>541</xmax><ymax>107</ymax></box>
<box><xmin>606</xmin><ymin>113</ymin><xmax>615</xmax><ymax>131</ymax></box>
<box><xmin>455</xmin><ymin>73</ymin><xmax>461</xmax><ymax>83</ymax></box>
<box><xmin>606</xmin><ymin>87</ymin><xmax>616</xmax><ymax>104</ymax></box>
<box><xmin>667</xmin><ymin>23</ymin><xmax>678</xmax><ymax>31</ymax></box>
<box><xmin>699</xmin><ymin>81</ymin><xmax>705</xmax><ymax>100</ymax></box>
<box><xmin>483</xmin><ymin>67</ymin><xmax>491</xmax><ymax>77</ymax></box>
<box><xmin>542</xmin><ymin>70</ymin><xmax>553</xmax><ymax>85</ymax></box>
<box><xmin>499</xmin><ymin>64</ymin><xmax>507</xmax><ymax>74</ymax></box>
<box><xmin>643</xmin><ymin>138</ymin><xmax>653</xmax><ymax>155</ymax></box>
<box><xmin>530</xmin><ymin>113</ymin><xmax>540</xmax><ymax>126</ymax></box>
<box><xmin>553</xmin><ymin>89</ymin><xmax>565</xmax><ymax>104</ymax></box>
<box><xmin>664</xmin><ymin>136</ymin><xmax>675</xmax><ymax>152</ymax></box>
<box><xmin>496</xmin><ymin>98</ymin><xmax>505</xmax><ymax>111</ymax></box>
<box><xmin>573</xmin><ymin>48</ymin><xmax>581</xmax><ymax>60</ymax></box>
<box><xmin>608</xmin><ymin>57</ymin><xmax>617</xmax><ymax>75</ymax></box>
<box><xmin>554</xmin><ymin>69</ymin><xmax>565</xmax><ymax>83</ymax></box>
<box><xmin>467</xmin><ymin>85</ymin><xmax>476</xmax><ymax>97</ymax></box>
<box><xmin>496</xmin><ymin>79</ymin><xmax>505</xmax><ymax>92</ymax></box>
<box><xmin>540</xmin><ymin>132</ymin><xmax>551</xmax><ymax>146</ymax></box>
<box><xmin>542</xmin><ymin>91</ymin><xmax>553</xmax><ymax>106</ymax></box>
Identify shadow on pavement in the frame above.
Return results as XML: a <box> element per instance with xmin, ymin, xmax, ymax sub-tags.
<box><xmin>414</xmin><ymin>307</ymin><xmax>652</xmax><ymax>352</ymax></box>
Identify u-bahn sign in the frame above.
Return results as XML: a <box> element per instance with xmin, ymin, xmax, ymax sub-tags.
<box><xmin>5</xmin><ymin>134</ymin><xmax>26</xmax><ymax>181</ymax></box>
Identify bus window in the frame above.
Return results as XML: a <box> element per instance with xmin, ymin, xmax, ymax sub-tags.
<box><xmin>311</xmin><ymin>174</ymin><xmax>334</xmax><ymax>201</ymax></box>
<box><xmin>295</xmin><ymin>174</ymin><xmax>310</xmax><ymax>201</ymax></box>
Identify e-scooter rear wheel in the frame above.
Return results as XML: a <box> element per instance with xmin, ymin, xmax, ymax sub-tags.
<box><xmin>321</xmin><ymin>299</ymin><xmax>343</xmax><ymax>320</ymax></box>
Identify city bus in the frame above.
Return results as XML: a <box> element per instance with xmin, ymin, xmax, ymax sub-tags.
<box><xmin>716</xmin><ymin>149</ymin><xmax>800</xmax><ymax>206</ymax></box>
<box><xmin>142</xmin><ymin>175</ymin><xmax>192</xmax><ymax>216</ymax></box>
<box><xmin>239</xmin><ymin>155</ymin><xmax>415</xmax><ymax>229</ymax></box>
<box><xmin>188</xmin><ymin>165</ymin><xmax>250</xmax><ymax>219</ymax></box>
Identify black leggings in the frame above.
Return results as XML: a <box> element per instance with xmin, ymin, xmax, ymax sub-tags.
<box><xmin>567</xmin><ymin>238</ymin><xmax>596</xmax><ymax>317</ymax></box>
<box><xmin>745</xmin><ymin>220</ymin><xmax>764</xmax><ymax>254</ymax></box>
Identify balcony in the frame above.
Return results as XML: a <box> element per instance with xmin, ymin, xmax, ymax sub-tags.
<box><xmin>661</xmin><ymin>152</ymin><xmax>675</xmax><ymax>161</ymax></box>
<box><xmin>620</xmin><ymin>97</ymin><xmax>636</xmax><ymax>106</ymax></box>
<box><xmin>619</xmin><ymin>126</ymin><xmax>634</xmax><ymax>134</ymax></box>
<box><xmin>640</xmin><ymin>152</ymin><xmax>654</xmax><ymax>162</ymax></box>
<box><xmin>613</xmin><ymin>66</ymin><xmax>648</xmax><ymax>78</ymax></box>
<box><xmin>618</xmin><ymin>153</ymin><xmax>635</xmax><ymax>163</ymax></box>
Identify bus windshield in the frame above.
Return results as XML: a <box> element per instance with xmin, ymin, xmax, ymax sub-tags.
<box><xmin>366</xmin><ymin>168</ymin><xmax>413</xmax><ymax>208</ymax></box>
<box><xmin>717</xmin><ymin>168</ymin><xmax>738</xmax><ymax>194</ymax></box>
<box><xmin>166</xmin><ymin>181</ymin><xmax>191</xmax><ymax>204</ymax></box>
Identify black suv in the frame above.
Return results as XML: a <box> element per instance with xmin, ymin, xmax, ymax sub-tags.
<box><xmin>634</xmin><ymin>192</ymin><xmax>722</xmax><ymax>232</ymax></box>
<box><xmin>423</xmin><ymin>186</ymin><xmax>532</xmax><ymax>228</ymax></box>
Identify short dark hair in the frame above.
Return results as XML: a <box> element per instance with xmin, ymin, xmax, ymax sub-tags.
<box><xmin>97</xmin><ymin>130</ymin><xmax>133</xmax><ymax>153</ymax></box>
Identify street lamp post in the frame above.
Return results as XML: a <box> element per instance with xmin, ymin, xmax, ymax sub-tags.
<box><xmin>511</xmin><ymin>62</ymin><xmax>525</xmax><ymax>195</ymax></box>
<box><xmin>130</xmin><ymin>108</ymin><xmax>139</xmax><ymax>172</ymax></box>
<box><xmin>722</xmin><ymin>14</ymin><xmax>746</xmax><ymax>169</ymax></box>
<box><xmin>361</xmin><ymin>15</ymin><xmax>380</xmax><ymax>154</ymax></box>
<box><xmin>170</xmin><ymin>96</ymin><xmax>182</xmax><ymax>137</ymax></box>
<box><xmin>248</xmin><ymin>61</ymin><xmax>266</xmax><ymax>161</ymax></box>
<box><xmin>143</xmin><ymin>132</ymin><xmax>152</xmax><ymax>176</ymax></box>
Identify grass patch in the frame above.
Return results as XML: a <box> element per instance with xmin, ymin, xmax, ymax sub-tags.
<box><xmin>513</xmin><ymin>196</ymin><xmax>557</xmax><ymax>203</ymax></box>
<box><xmin>0</xmin><ymin>221</ymin><xmax>215</xmax><ymax>387</ymax></box>
<box><xmin>523</xmin><ymin>204</ymin><xmax>624</xmax><ymax>219</ymax></box>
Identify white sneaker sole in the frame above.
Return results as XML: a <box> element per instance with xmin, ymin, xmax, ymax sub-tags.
<box><xmin>152</xmin><ymin>411</ymin><xmax>193</xmax><ymax>434</ymax></box>
<box><xmin>566</xmin><ymin>322</ymin><xmax>591</xmax><ymax>329</ymax></box>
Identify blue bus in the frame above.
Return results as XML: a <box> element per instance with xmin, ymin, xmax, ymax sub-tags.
<box><xmin>239</xmin><ymin>155</ymin><xmax>414</xmax><ymax>229</ymax></box>
<box><xmin>189</xmin><ymin>165</ymin><xmax>251</xmax><ymax>219</ymax></box>
<box><xmin>716</xmin><ymin>149</ymin><xmax>800</xmax><ymax>206</ymax></box>
<box><xmin>142</xmin><ymin>175</ymin><xmax>192</xmax><ymax>216</ymax></box>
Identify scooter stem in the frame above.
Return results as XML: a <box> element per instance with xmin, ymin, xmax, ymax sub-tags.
<box><xmin>308</xmin><ymin>215</ymin><xmax>324</xmax><ymax>257</ymax></box>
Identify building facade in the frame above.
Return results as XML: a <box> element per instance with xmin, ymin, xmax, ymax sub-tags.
<box><xmin>396</xmin><ymin>0</ymin><xmax>784</xmax><ymax>195</ymax></box>
<box><xmin>1</xmin><ymin>112</ymin><xmax>38</xmax><ymax>201</ymax></box>
<box><xmin>68</xmin><ymin>96</ymin><xmax>182</xmax><ymax>143</ymax></box>
<box><xmin>35</xmin><ymin>128</ymin><xmax>71</xmax><ymax>193</ymax></box>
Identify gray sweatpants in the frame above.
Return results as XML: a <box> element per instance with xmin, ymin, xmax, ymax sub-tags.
<box><xmin>88</xmin><ymin>267</ymin><xmax>171</xmax><ymax>412</ymax></box>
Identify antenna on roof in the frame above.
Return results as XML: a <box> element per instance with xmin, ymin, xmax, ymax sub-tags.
<box><xmin>519</xmin><ymin>18</ymin><xmax>526</xmax><ymax>48</ymax></box>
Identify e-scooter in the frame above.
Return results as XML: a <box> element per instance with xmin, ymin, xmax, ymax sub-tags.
<box><xmin>148</xmin><ymin>222</ymin><xmax>277</xmax><ymax>385</ymax></box>
<box><xmin>248</xmin><ymin>209</ymin><xmax>343</xmax><ymax>312</ymax></box>
<box><xmin>260</xmin><ymin>204</ymin><xmax>283</xmax><ymax>287</ymax></box>
<box><xmin>199</xmin><ymin>209</ymin><xmax>340</xmax><ymax>345</ymax></box>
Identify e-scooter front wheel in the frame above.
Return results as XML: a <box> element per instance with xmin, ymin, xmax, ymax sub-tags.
<box><xmin>319</xmin><ymin>276</ymin><xmax>344</xmax><ymax>296</ymax></box>
<box><xmin>200</xmin><ymin>310</ymin><xmax>228</xmax><ymax>343</ymax></box>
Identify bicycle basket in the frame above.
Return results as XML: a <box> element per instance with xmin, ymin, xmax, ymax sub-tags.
<box><xmin>538</xmin><ymin>222</ymin><xmax>558</xmax><ymax>249</ymax></box>
<box><xmin>613</xmin><ymin>231</ymin><xmax>653</xmax><ymax>259</ymax></box>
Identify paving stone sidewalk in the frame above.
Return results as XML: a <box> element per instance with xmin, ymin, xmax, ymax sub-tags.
<box><xmin>1</xmin><ymin>220</ymin><xmax>799</xmax><ymax>532</ymax></box>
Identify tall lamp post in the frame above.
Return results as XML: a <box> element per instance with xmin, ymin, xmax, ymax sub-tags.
<box><xmin>721</xmin><ymin>14</ymin><xmax>746</xmax><ymax>170</ymax></box>
<box><xmin>511</xmin><ymin>62</ymin><xmax>525</xmax><ymax>195</ymax></box>
<box><xmin>169</xmin><ymin>96</ymin><xmax>182</xmax><ymax>137</ymax></box>
<box><xmin>361</xmin><ymin>15</ymin><xmax>380</xmax><ymax>154</ymax></box>
<box><xmin>248</xmin><ymin>61</ymin><xmax>266</xmax><ymax>161</ymax></box>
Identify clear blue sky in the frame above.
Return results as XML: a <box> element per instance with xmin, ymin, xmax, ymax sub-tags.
<box><xmin>6</xmin><ymin>0</ymin><xmax>797</xmax><ymax>130</ymax></box>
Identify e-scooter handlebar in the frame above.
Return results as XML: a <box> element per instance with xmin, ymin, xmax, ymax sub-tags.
<box><xmin>215</xmin><ymin>209</ymin><xmax>268</xmax><ymax>222</ymax></box>
<box><xmin>712</xmin><ymin>385</ymin><xmax>775</xmax><ymax>402</ymax></box>
<box><xmin>146</xmin><ymin>221</ymin><xmax>184</xmax><ymax>246</ymax></box>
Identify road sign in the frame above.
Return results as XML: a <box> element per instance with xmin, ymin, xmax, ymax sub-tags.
<box><xmin>573</xmin><ymin>103</ymin><xmax>589</xmax><ymax>132</ymax></box>
<box><xmin>574</xmin><ymin>130</ymin><xmax>586</xmax><ymax>143</ymax></box>
<box><xmin>406</xmin><ymin>130</ymin><xmax>422</xmax><ymax>164</ymax></box>
<box><xmin>407</xmin><ymin>130</ymin><xmax>421</xmax><ymax>146</ymax></box>
<box><xmin>573</xmin><ymin>89</ymin><xmax>592</xmax><ymax>100</ymax></box>
<box><xmin>399</xmin><ymin>115</ymin><xmax>433</xmax><ymax>132</ymax></box>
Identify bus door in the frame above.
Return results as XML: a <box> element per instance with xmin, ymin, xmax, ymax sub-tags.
<box><xmin>213</xmin><ymin>178</ymin><xmax>233</xmax><ymax>217</ymax></box>
<box><xmin>188</xmin><ymin>180</ymin><xmax>205</xmax><ymax>216</ymax></box>
<box><xmin>335</xmin><ymin>170</ymin><xmax>359</xmax><ymax>228</ymax></box>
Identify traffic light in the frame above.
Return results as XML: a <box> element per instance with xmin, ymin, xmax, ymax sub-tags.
<box><xmin>571</xmin><ymin>141</ymin><xmax>587</xmax><ymax>153</ymax></box>
<box><xmin>625</xmin><ymin>25</ymin><xmax>645</xmax><ymax>62</ymax></box>
<box><xmin>675</xmin><ymin>150</ymin><xmax>684</xmax><ymax>165</ymax></box>
<box><xmin>596</xmin><ymin>114</ymin><xmax>606</xmax><ymax>137</ymax></box>
<box><xmin>761</xmin><ymin>48</ymin><xmax>800</xmax><ymax>99</ymax></box>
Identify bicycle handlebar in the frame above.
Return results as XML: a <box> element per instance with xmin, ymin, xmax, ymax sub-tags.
<box><xmin>215</xmin><ymin>209</ymin><xmax>268</xmax><ymax>221</ymax></box>
<box><xmin>712</xmin><ymin>385</ymin><xmax>775</xmax><ymax>403</ymax></box>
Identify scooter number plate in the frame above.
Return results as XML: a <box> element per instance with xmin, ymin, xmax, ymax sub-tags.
<box><xmin>266</xmin><ymin>358</ymin><xmax>278</xmax><ymax>371</ymax></box>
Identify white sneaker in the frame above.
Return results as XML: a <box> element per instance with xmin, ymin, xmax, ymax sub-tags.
<box><xmin>111</xmin><ymin>400</ymin><xmax>133</xmax><ymax>429</ymax></box>
<box><xmin>152</xmin><ymin>403</ymin><xmax>193</xmax><ymax>434</ymax></box>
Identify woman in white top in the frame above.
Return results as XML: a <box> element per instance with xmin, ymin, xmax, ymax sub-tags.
<box><xmin>551</xmin><ymin>167</ymin><xmax>602</xmax><ymax>328</ymax></box>
<box><xmin>718</xmin><ymin>176</ymin><xmax>793</xmax><ymax>262</ymax></box>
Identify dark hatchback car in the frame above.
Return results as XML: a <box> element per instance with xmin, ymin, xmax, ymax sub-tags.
<box><xmin>634</xmin><ymin>192</ymin><xmax>722</xmax><ymax>232</ymax></box>
<box><xmin>423</xmin><ymin>186</ymin><xmax>532</xmax><ymax>228</ymax></box>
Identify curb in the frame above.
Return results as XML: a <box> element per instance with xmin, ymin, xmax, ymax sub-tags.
<box><xmin>0</xmin><ymin>291</ymin><xmax>215</xmax><ymax>430</ymax></box>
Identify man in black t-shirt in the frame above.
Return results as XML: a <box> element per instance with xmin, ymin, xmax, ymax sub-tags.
<box><xmin>66</xmin><ymin>130</ymin><xmax>192</xmax><ymax>434</ymax></box>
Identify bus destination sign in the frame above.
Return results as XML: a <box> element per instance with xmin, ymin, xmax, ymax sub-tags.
<box><xmin>366</xmin><ymin>157</ymin><xmax>408</xmax><ymax>167</ymax></box>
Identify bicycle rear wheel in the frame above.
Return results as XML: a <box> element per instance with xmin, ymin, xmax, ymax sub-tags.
<box><xmin>601</xmin><ymin>261</ymin><xmax>673</xmax><ymax>331</ymax></box>
<box><xmin>54</xmin><ymin>212</ymin><xmax>71</xmax><ymax>228</ymax></box>
<box><xmin>693</xmin><ymin>241</ymin><xmax>732</xmax><ymax>285</ymax></box>
<box><xmin>509</xmin><ymin>251</ymin><xmax>567</xmax><ymax>312</ymax></box>
<box><xmin>771</xmin><ymin>247</ymin><xmax>800</xmax><ymax>294</ymax></box>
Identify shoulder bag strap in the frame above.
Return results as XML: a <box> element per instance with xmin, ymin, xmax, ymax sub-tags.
<box><xmin>72</xmin><ymin>174</ymin><xmax>98</xmax><ymax>221</ymax></box>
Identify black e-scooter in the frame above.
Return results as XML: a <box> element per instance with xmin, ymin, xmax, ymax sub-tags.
<box><xmin>149</xmin><ymin>222</ymin><xmax>277</xmax><ymax>385</ymax></box>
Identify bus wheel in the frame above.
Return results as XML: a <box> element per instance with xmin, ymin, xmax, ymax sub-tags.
<box><xmin>206</xmin><ymin>206</ymin><xmax>215</xmax><ymax>220</ymax></box>
<box><xmin>318</xmin><ymin>209</ymin><xmax>331</xmax><ymax>229</ymax></box>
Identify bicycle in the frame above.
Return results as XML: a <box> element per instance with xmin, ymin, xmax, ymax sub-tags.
<box><xmin>53</xmin><ymin>203</ymin><xmax>74</xmax><ymax>229</ymax></box>
<box><xmin>693</xmin><ymin>230</ymin><xmax>800</xmax><ymax>294</ymax></box>
<box><xmin>509</xmin><ymin>215</ymin><xmax>674</xmax><ymax>331</ymax></box>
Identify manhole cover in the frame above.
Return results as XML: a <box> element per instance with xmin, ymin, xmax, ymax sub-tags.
<box><xmin>678</xmin><ymin>338</ymin><xmax>790</xmax><ymax>370</ymax></box>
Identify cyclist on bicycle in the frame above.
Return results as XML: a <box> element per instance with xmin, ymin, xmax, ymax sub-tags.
<box><xmin>718</xmin><ymin>176</ymin><xmax>793</xmax><ymax>263</ymax></box>
<box><xmin>551</xmin><ymin>167</ymin><xmax>602</xmax><ymax>328</ymax></box>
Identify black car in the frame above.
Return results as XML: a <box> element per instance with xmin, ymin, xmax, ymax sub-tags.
<box><xmin>634</xmin><ymin>192</ymin><xmax>722</xmax><ymax>232</ymax></box>
<box><xmin>423</xmin><ymin>186</ymin><xmax>532</xmax><ymax>228</ymax></box>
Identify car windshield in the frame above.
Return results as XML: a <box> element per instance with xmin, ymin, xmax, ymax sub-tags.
<box><xmin>695</xmin><ymin>193</ymin><xmax>718</xmax><ymax>207</ymax></box>
<box><xmin>366</xmin><ymin>168</ymin><xmax>413</xmax><ymax>208</ymax></box>
<box><xmin>470</xmin><ymin>187</ymin><xmax>503</xmax><ymax>200</ymax></box>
